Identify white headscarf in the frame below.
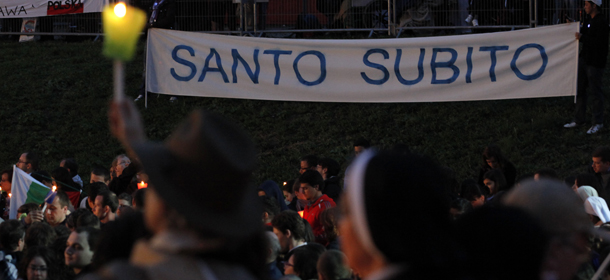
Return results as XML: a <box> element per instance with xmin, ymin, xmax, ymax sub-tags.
<box><xmin>578</xmin><ymin>186</ymin><xmax>599</xmax><ymax>201</ymax></box>
<box><xmin>585</xmin><ymin>196</ymin><xmax>610</xmax><ymax>223</ymax></box>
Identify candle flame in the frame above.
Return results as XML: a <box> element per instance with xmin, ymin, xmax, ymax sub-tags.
<box><xmin>8</xmin><ymin>193</ymin><xmax>11</xmax><ymax>198</ymax></box>
<box><xmin>114</xmin><ymin>3</ymin><xmax>126</xmax><ymax>18</ymax></box>
<box><xmin>283</xmin><ymin>182</ymin><xmax>287</xmax><ymax>185</ymax></box>
<box><xmin>52</xmin><ymin>185</ymin><xmax>57</xmax><ymax>192</ymax></box>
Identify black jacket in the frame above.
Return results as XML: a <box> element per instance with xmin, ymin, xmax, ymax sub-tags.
<box><xmin>580</xmin><ymin>13</ymin><xmax>609</xmax><ymax>68</ymax></box>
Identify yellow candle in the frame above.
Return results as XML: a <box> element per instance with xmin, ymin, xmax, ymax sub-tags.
<box><xmin>102</xmin><ymin>2</ymin><xmax>146</xmax><ymax>61</ymax></box>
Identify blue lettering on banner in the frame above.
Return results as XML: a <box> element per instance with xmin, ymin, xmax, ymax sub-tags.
<box><xmin>511</xmin><ymin>44</ymin><xmax>548</xmax><ymax>81</ymax></box>
<box><xmin>199</xmin><ymin>48</ymin><xmax>229</xmax><ymax>83</ymax></box>
<box><xmin>480</xmin><ymin>46</ymin><xmax>509</xmax><ymax>82</ymax></box>
<box><xmin>263</xmin><ymin>50</ymin><xmax>293</xmax><ymax>85</ymax></box>
<box><xmin>293</xmin><ymin>51</ymin><xmax>327</xmax><ymax>86</ymax></box>
<box><xmin>431</xmin><ymin>48</ymin><xmax>459</xmax><ymax>84</ymax></box>
<box><xmin>232</xmin><ymin>49</ymin><xmax>260</xmax><ymax>84</ymax></box>
<box><xmin>466</xmin><ymin>47</ymin><xmax>473</xmax><ymax>83</ymax></box>
<box><xmin>361</xmin><ymin>49</ymin><xmax>390</xmax><ymax>85</ymax></box>
<box><xmin>395</xmin><ymin>48</ymin><xmax>425</xmax><ymax>86</ymax></box>
<box><xmin>170</xmin><ymin>45</ymin><xmax>197</xmax><ymax>82</ymax></box>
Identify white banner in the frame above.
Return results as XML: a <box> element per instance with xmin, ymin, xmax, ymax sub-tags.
<box><xmin>0</xmin><ymin>0</ymin><xmax>108</xmax><ymax>18</ymax></box>
<box><xmin>147</xmin><ymin>24</ymin><xmax>579</xmax><ymax>103</ymax></box>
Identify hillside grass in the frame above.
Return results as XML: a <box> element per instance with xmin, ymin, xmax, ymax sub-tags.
<box><xmin>0</xmin><ymin>38</ymin><xmax>608</xmax><ymax>186</ymax></box>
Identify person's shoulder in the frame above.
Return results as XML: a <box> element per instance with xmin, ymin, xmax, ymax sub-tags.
<box><xmin>79</xmin><ymin>261</ymin><xmax>150</xmax><ymax>280</ymax></box>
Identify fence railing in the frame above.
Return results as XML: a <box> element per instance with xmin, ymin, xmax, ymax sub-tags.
<box><xmin>0</xmin><ymin>0</ymin><xmax>605</xmax><ymax>38</ymax></box>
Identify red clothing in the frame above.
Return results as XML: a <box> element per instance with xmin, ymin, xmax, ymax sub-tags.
<box><xmin>303</xmin><ymin>194</ymin><xmax>335</xmax><ymax>241</ymax></box>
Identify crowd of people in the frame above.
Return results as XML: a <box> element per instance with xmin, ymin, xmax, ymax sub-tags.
<box><xmin>0</xmin><ymin>95</ymin><xmax>609</xmax><ymax>280</ymax></box>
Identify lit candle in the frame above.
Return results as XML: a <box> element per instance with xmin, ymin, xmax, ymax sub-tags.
<box><xmin>103</xmin><ymin>2</ymin><xmax>146</xmax><ymax>102</ymax></box>
<box><xmin>52</xmin><ymin>185</ymin><xmax>57</xmax><ymax>192</ymax></box>
<box><xmin>138</xmin><ymin>181</ymin><xmax>148</xmax><ymax>189</ymax></box>
<box><xmin>8</xmin><ymin>193</ymin><xmax>11</xmax><ymax>198</ymax></box>
<box><xmin>102</xmin><ymin>2</ymin><xmax>146</xmax><ymax>61</ymax></box>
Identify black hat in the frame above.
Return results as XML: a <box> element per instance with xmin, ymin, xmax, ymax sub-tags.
<box><xmin>133</xmin><ymin>109</ymin><xmax>260</xmax><ymax>238</ymax></box>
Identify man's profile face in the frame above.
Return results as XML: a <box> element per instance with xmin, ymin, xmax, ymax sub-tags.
<box><xmin>46</xmin><ymin>196</ymin><xmax>67</xmax><ymax>226</ymax></box>
<box><xmin>17</xmin><ymin>153</ymin><xmax>30</xmax><ymax>173</ymax></box>
<box><xmin>585</xmin><ymin>1</ymin><xmax>594</xmax><ymax>15</ymax></box>
<box><xmin>300</xmin><ymin>183</ymin><xmax>318</xmax><ymax>201</ymax></box>
<box><xmin>485</xmin><ymin>157</ymin><xmax>500</xmax><ymax>169</ymax></box>
<box><xmin>592</xmin><ymin>157</ymin><xmax>610</xmax><ymax>174</ymax></box>
<box><xmin>65</xmin><ymin>231</ymin><xmax>94</xmax><ymax>268</ymax></box>
<box><xmin>272</xmin><ymin>227</ymin><xmax>290</xmax><ymax>253</ymax></box>
<box><xmin>93</xmin><ymin>195</ymin><xmax>106</xmax><ymax>220</ymax></box>
<box><xmin>299</xmin><ymin>161</ymin><xmax>310</xmax><ymax>174</ymax></box>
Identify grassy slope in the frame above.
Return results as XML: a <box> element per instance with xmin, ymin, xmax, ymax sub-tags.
<box><xmin>0</xmin><ymin>39</ymin><xmax>608</xmax><ymax>185</ymax></box>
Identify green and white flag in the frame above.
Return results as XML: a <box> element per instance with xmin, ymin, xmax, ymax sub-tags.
<box><xmin>10</xmin><ymin>165</ymin><xmax>51</xmax><ymax>219</ymax></box>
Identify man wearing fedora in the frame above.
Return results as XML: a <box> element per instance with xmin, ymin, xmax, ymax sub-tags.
<box><xmin>85</xmin><ymin>100</ymin><xmax>267</xmax><ymax>279</ymax></box>
<box><xmin>564</xmin><ymin>0</ymin><xmax>609</xmax><ymax>134</ymax></box>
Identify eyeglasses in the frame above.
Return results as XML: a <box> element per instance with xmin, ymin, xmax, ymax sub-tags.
<box><xmin>17</xmin><ymin>160</ymin><xmax>29</xmax><ymax>165</ymax></box>
<box><xmin>28</xmin><ymin>265</ymin><xmax>48</xmax><ymax>272</ymax></box>
<box><xmin>282</xmin><ymin>261</ymin><xmax>294</xmax><ymax>268</ymax></box>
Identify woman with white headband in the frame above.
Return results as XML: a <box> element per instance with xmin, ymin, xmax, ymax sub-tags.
<box><xmin>338</xmin><ymin>150</ymin><xmax>459</xmax><ymax>279</ymax></box>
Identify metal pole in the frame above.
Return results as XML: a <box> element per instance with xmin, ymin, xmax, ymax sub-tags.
<box><xmin>534</xmin><ymin>0</ymin><xmax>538</xmax><ymax>27</ymax></box>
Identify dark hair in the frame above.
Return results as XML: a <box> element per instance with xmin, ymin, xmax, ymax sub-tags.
<box><xmin>292</xmin><ymin>179</ymin><xmax>301</xmax><ymax>194</ymax></box>
<box><xmin>77</xmin><ymin>211</ymin><xmax>101</xmax><ymax>229</ymax></box>
<box><xmin>132</xmin><ymin>188</ymin><xmax>147</xmax><ymax>210</ymax></box>
<box><xmin>455</xmin><ymin>206</ymin><xmax>548</xmax><ymax>280</ymax></box>
<box><xmin>291</xmin><ymin>243</ymin><xmax>326</xmax><ymax>280</ymax></box>
<box><xmin>261</xmin><ymin>196</ymin><xmax>280</xmax><ymax>220</ymax></box>
<box><xmin>51</xmin><ymin>167</ymin><xmax>81</xmax><ymax>192</ymax></box>
<box><xmin>576</xmin><ymin>173</ymin><xmax>606</xmax><ymax>198</ymax></box>
<box><xmin>317</xmin><ymin>158</ymin><xmax>340</xmax><ymax>177</ymax></box>
<box><xmin>482</xmin><ymin>144</ymin><xmax>506</xmax><ymax>168</ymax></box>
<box><xmin>53</xmin><ymin>225</ymin><xmax>70</xmax><ymax>239</ymax></box>
<box><xmin>317</xmin><ymin>250</ymin><xmax>351</xmax><ymax>280</ymax></box>
<box><xmin>75</xmin><ymin>227</ymin><xmax>101</xmax><ymax>250</ymax></box>
<box><xmin>66</xmin><ymin>208</ymin><xmax>90</xmax><ymax>230</ymax></box>
<box><xmin>535</xmin><ymin>168</ymin><xmax>559</xmax><ymax>180</ymax></box>
<box><xmin>118</xmin><ymin>193</ymin><xmax>132</xmax><ymax>206</ymax></box>
<box><xmin>31</xmin><ymin>170</ymin><xmax>52</xmax><ymax>186</ymax></box>
<box><xmin>300</xmin><ymin>155</ymin><xmax>318</xmax><ymax>169</ymax></box>
<box><xmin>55</xmin><ymin>190</ymin><xmax>70</xmax><ymax>209</ymax></box>
<box><xmin>61</xmin><ymin>158</ymin><xmax>79</xmax><ymax>177</ymax></box>
<box><xmin>320</xmin><ymin>207</ymin><xmax>340</xmax><ymax>243</ymax></box>
<box><xmin>0</xmin><ymin>169</ymin><xmax>12</xmax><ymax>183</ymax></box>
<box><xmin>460</xmin><ymin>179</ymin><xmax>484</xmax><ymax>202</ymax></box>
<box><xmin>97</xmin><ymin>191</ymin><xmax>119</xmax><ymax>213</ymax></box>
<box><xmin>299</xmin><ymin>170</ymin><xmax>324</xmax><ymax>191</ymax></box>
<box><xmin>362</xmin><ymin>151</ymin><xmax>454</xmax><ymax>267</ymax></box>
<box><xmin>23</xmin><ymin>152</ymin><xmax>40</xmax><ymax>172</ymax></box>
<box><xmin>0</xmin><ymin>220</ymin><xmax>25</xmax><ymax>252</ymax></box>
<box><xmin>450</xmin><ymin>198</ymin><xmax>473</xmax><ymax>219</ymax></box>
<box><xmin>483</xmin><ymin>169</ymin><xmax>508</xmax><ymax>195</ymax></box>
<box><xmin>282</xmin><ymin>179</ymin><xmax>296</xmax><ymax>194</ymax></box>
<box><xmin>18</xmin><ymin>203</ymin><xmax>40</xmax><ymax>215</ymax></box>
<box><xmin>91</xmin><ymin>165</ymin><xmax>110</xmax><ymax>183</ymax></box>
<box><xmin>593</xmin><ymin>146</ymin><xmax>610</xmax><ymax>163</ymax></box>
<box><xmin>90</xmin><ymin>212</ymin><xmax>150</xmax><ymax>271</ymax></box>
<box><xmin>88</xmin><ymin>182</ymin><xmax>109</xmax><ymax>204</ymax></box>
<box><xmin>302</xmin><ymin>219</ymin><xmax>315</xmax><ymax>243</ymax></box>
<box><xmin>25</xmin><ymin>223</ymin><xmax>57</xmax><ymax>249</ymax></box>
<box><xmin>353</xmin><ymin>138</ymin><xmax>371</xmax><ymax>148</ymax></box>
<box><xmin>18</xmin><ymin>246</ymin><xmax>57</xmax><ymax>280</ymax></box>
<box><xmin>271</xmin><ymin>211</ymin><xmax>306</xmax><ymax>241</ymax></box>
